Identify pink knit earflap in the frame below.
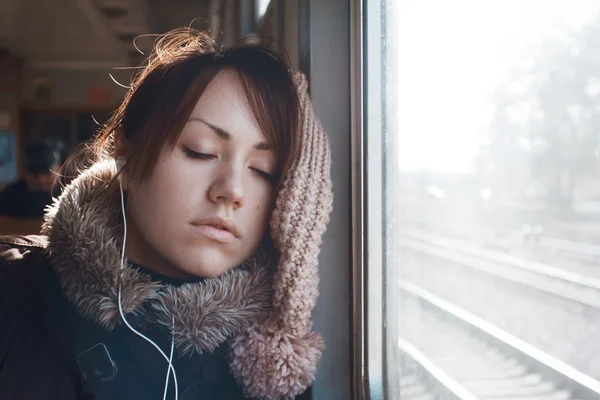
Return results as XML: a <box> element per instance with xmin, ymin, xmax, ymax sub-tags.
<box><xmin>228</xmin><ymin>72</ymin><xmax>333</xmax><ymax>399</ymax></box>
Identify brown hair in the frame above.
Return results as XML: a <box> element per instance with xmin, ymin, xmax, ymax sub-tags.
<box><xmin>83</xmin><ymin>28</ymin><xmax>300</xmax><ymax>185</ymax></box>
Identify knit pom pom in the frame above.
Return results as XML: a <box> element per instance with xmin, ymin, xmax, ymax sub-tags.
<box><xmin>229</xmin><ymin>325</ymin><xmax>325</xmax><ymax>399</ymax></box>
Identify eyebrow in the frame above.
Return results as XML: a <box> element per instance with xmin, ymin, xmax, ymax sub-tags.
<box><xmin>188</xmin><ymin>117</ymin><xmax>272</xmax><ymax>151</ymax></box>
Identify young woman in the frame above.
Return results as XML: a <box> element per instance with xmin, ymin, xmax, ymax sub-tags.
<box><xmin>0</xmin><ymin>29</ymin><xmax>332</xmax><ymax>400</ymax></box>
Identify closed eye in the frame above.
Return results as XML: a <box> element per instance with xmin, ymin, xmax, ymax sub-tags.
<box><xmin>183</xmin><ymin>146</ymin><xmax>216</xmax><ymax>160</ymax></box>
<box><xmin>251</xmin><ymin>168</ymin><xmax>277</xmax><ymax>183</ymax></box>
<box><xmin>183</xmin><ymin>146</ymin><xmax>275</xmax><ymax>182</ymax></box>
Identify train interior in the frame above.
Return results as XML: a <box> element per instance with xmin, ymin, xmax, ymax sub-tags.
<box><xmin>3</xmin><ymin>0</ymin><xmax>600</xmax><ymax>399</ymax></box>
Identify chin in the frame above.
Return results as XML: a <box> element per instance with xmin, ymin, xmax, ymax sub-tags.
<box><xmin>174</xmin><ymin>262</ymin><xmax>223</xmax><ymax>278</ymax></box>
<box><xmin>172</xmin><ymin>244</ymin><xmax>250</xmax><ymax>278</ymax></box>
<box><xmin>190</xmin><ymin>266</ymin><xmax>230</xmax><ymax>278</ymax></box>
<box><xmin>175</xmin><ymin>255</ymin><xmax>235</xmax><ymax>279</ymax></box>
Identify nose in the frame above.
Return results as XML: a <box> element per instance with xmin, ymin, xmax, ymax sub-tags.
<box><xmin>207</xmin><ymin>166</ymin><xmax>245</xmax><ymax>209</ymax></box>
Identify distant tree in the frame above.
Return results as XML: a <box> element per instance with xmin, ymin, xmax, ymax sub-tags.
<box><xmin>485</xmin><ymin>12</ymin><xmax>600</xmax><ymax>208</ymax></box>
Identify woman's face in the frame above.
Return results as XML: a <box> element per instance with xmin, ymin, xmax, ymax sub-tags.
<box><xmin>124</xmin><ymin>70</ymin><xmax>277</xmax><ymax>278</ymax></box>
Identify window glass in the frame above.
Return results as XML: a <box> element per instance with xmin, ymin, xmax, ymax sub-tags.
<box><xmin>375</xmin><ymin>1</ymin><xmax>600</xmax><ymax>398</ymax></box>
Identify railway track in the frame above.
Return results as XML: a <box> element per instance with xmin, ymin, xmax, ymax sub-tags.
<box><xmin>398</xmin><ymin>229</ymin><xmax>600</xmax><ymax>311</ymax></box>
<box><xmin>506</xmin><ymin>234</ymin><xmax>600</xmax><ymax>266</ymax></box>
<box><xmin>398</xmin><ymin>280</ymin><xmax>600</xmax><ymax>399</ymax></box>
<box><xmin>538</xmin><ymin>236</ymin><xmax>600</xmax><ymax>260</ymax></box>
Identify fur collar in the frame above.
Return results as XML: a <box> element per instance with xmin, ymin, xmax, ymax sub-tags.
<box><xmin>42</xmin><ymin>161</ymin><xmax>273</xmax><ymax>355</ymax></box>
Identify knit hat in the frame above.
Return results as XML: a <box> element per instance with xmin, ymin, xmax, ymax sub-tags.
<box><xmin>228</xmin><ymin>73</ymin><xmax>333</xmax><ymax>399</ymax></box>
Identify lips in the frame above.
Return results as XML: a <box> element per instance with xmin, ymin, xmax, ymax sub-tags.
<box><xmin>191</xmin><ymin>216</ymin><xmax>240</xmax><ymax>243</ymax></box>
<box><xmin>192</xmin><ymin>224</ymin><xmax>236</xmax><ymax>243</ymax></box>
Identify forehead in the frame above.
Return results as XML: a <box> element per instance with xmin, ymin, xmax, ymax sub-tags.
<box><xmin>189</xmin><ymin>69</ymin><xmax>263</xmax><ymax>140</ymax></box>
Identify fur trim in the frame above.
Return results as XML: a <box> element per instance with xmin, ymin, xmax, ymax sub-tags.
<box><xmin>42</xmin><ymin>161</ymin><xmax>272</xmax><ymax>354</ymax></box>
<box><xmin>153</xmin><ymin>248</ymin><xmax>273</xmax><ymax>355</ymax></box>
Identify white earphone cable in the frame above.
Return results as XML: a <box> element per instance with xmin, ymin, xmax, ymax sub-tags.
<box><xmin>163</xmin><ymin>315</ymin><xmax>176</xmax><ymax>400</ymax></box>
<box><xmin>118</xmin><ymin>177</ymin><xmax>179</xmax><ymax>400</ymax></box>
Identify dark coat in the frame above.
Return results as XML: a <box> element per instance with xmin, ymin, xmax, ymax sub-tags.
<box><xmin>0</xmin><ymin>236</ymin><xmax>253</xmax><ymax>400</ymax></box>
<box><xmin>0</xmin><ymin>179</ymin><xmax>59</xmax><ymax>217</ymax></box>
<box><xmin>0</xmin><ymin>162</ymin><xmax>275</xmax><ymax>400</ymax></box>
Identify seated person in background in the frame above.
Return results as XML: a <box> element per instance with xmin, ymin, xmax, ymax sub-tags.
<box><xmin>0</xmin><ymin>143</ymin><xmax>61</xmax><ymax>217</ymax></box>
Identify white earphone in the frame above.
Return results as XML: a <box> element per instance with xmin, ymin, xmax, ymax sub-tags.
<box><xmin>115</xmin><ymin>157</ymin><xmax>179</xmax><ymax>400</ymax></box>
<box><xmin>115</xmin><ymin>157</ymin><xmax>126</xmax><ymax>184</ymax></box>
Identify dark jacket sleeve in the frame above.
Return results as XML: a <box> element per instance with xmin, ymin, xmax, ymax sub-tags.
<box><xmin>0</xmin><ymin>236</ymin><xmax>82</xmax><ymax>400</ymax></box>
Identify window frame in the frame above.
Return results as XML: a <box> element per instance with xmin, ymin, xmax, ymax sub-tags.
<box><xmin>351</xmin><ymin>0</ymin><xmax>388</xmax><ymax>398</ymax></box>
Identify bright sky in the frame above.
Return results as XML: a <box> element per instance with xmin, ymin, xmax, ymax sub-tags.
<box><xmin>394</xmin><ymin>0</ymin><xmax>600</xmax><ymax>173</ymax></box>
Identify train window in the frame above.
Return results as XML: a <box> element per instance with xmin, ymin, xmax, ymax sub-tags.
<box><xmin>366</xmin><ymin>0</ymin><xmax>600</xmax><ymax>398</ymax></box>
<box><xmin>256</xmin><ymin>0</ymin><xmax>271</xmax><ymax>20</ymax></box>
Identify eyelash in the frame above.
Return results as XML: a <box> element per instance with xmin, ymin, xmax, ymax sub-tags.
<box><xmin>183</xmin><ymin>147</ymin><xmax>276</xmax><ymax>183</ymax></box>
<box><xmin>184</xmin><ymin>148</ymin><xmax>215</xmax><ymax>160</ymax></box>
<box><xmin>252</xmin><ymin>168</ymin><xmax>277</xmax><ymax>183</ymax></box>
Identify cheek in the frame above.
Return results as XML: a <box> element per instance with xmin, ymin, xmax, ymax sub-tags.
<box><xmin>126</xmin><ymin>182</ymin><xmax>163</xmax><ymax>228</ymax></box>
<box><xmin>149</xmin><ymin>181</ymin><xmax>183</xmax><ymax>212</ymax></box>
<box><xmin>252</xmin><ymin>203</ymin><xmax>268</xmax><ymax>221</ymax></box>
<box><xmin>144</xmin><ymin>155</ymin><xmax>202</xmax><ymax>209</ymax></box>
<box><xmin>127</xmin><ymin>163</ymin><xmax>195</xmax><ymax>227</ymax></box>
<box><xmin>246</xmin><ymin>193</ymin><xmax>274</xmax><ymax>233</ymax></box>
